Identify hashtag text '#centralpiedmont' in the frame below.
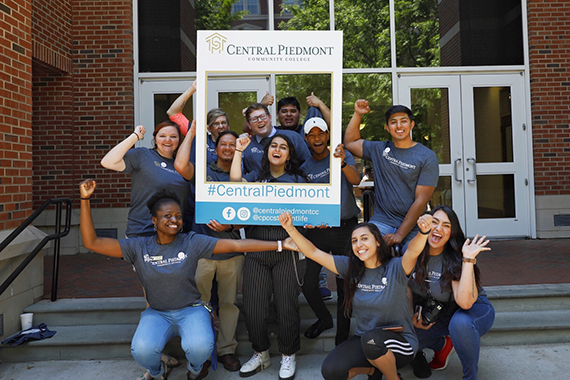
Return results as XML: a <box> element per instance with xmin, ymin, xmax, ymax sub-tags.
<box><xmin>207</xmin><ymin>184</ymin><xmax>330</xmax><ymax>199</ymax></box>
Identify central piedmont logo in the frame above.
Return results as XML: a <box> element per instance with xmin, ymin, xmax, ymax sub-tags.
<box><xmin>206</xmin><ymin>33</ymin><xmax>227</xmax><ymax>54</ymax></box>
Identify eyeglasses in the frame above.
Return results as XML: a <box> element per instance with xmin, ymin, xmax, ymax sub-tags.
<box><xmin>248</xmin><ymin>113</ymin><xmax>268</xmax><ymax>124</ymax></box>
<box><xmin>211</xmin><ymin>121</ymin><xmax>228</xmax><ymax>127</ymax></box>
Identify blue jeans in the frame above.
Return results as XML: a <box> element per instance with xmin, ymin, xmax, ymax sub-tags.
<box><xmin>131</xmin><ymin>305</ymin><xmax>214</xmax><ymax>377</ymax></box>
<box><xmin>369</xmin><ymin>221</ymin><xmax>418</xmax><ymax>252</ymax></box>
<box><xmin>415</xmin><ymin>295</ymin><xmax>495</xmax><ymax>380</ymax></box>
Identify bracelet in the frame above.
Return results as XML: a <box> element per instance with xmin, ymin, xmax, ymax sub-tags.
<box><xmin>419</xmin><ymin>229</ymin><xmax>430</xmax><ymax>235</ymax></box>
<box><xmin>341</xmin><ymin>161</ymin><xmax>347</xmax><ymax>169</ymax></box>
<box><xmin>277</xmin><ymin>240</ymin><xmax>283</xmax><ymax>252</ymax></box>
<box><xmin>132</xmin><ymin>132</ymin><xmax>141</xmax><ymax>140</ymax></box>
<box><xmin>235</xmin><ymin>149</ymin><xmax>243</xmax><ymax>153</ymax></box>
<box><xmin>227</xmin><ymin>224</ymin><xmax>234</xmax><ymax>232</ymax></box>
<box><xmin>462</xmin><ymin>257</ymin><xmax>477</xmax><ymax>264</ymax></box>
<box><xmin>80</xmin><ymin>197</ymin><xmax>90</xmax><ymax>200</ymax></box>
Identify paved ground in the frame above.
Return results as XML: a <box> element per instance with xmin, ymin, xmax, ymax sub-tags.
<box><xmin>1</xmin><ymin>344</ymin><xmax>570</xmax><ymax>379</ymax></box>
<box><xmin>43</xmin><ymin>238</ymin><xmax>570</xmax><ymax>299</ymax></box>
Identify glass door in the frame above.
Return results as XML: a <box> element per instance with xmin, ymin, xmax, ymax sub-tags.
<box><xmin>399</xmin><ymin>73</ymin><xmax>531</xmax><ymax>237</ymax></box>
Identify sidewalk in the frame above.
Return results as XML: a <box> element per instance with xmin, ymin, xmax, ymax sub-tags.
<box><xmin>1</xmin><ymin>344</ymin><xmax>569</xmax><ymax>379</ymax></box>
<box><xmin>43</xmin><ymin>238</ymin><xmax>570</xmax><ymax>299</ymax></box>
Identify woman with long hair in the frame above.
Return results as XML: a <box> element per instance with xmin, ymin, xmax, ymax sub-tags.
<box><xmin>279</xmin><ymin>211</ymin><xmax>435</xmax><ymax>380</ymax></box>
<box><xmin>79</xmin><ymin>179</ymin><xmax>293</xmax><ymax>380</ymax></box>
<box><xmin>408</xmin><ymin>205</ymin><xmax>494</xmax><ymax>380</ymax></box>
<box><xmin>229</xmin><ymin>133</ymin><xmax>306</xmax><ymax>380</ymax></box>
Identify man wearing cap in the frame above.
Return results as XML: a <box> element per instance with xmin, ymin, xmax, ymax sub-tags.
<box><xmin>344</xmin><ymin>99</ymin><xmax>439</xmax><ymax>249</ymax></box>
<box><xmin>300</xmin><ymin>117</ymin><xmax>362</xmax><ymax>344</ymax></box>
<box><xmin>241</xmin><ymin>102</ymin><xmax>311</xmax><ymax>175</ymax></box>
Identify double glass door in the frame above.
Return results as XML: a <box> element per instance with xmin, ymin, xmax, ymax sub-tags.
<box><xmin>399</xmin><ymin>74</ymin><xmax>531</xmax><ymax>238</ymax></box>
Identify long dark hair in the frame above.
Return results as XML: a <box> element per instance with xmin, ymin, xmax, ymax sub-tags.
<box><xmin>257</xmin><ymin>134</ymin><xmax>307</xmax><ymax>182</ymax></box>
<box><xmin>343</xmin><ymin>222</ymin><xmax>392</xmax><ymax>315</ymax></box>
<box><xmin>409</xmin><ymin>205</ymin><xmax>482</xmax><ymax>293</ymax></box>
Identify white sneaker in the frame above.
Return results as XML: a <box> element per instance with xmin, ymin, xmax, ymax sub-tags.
<box><xmin>279</xmin><ymin>354</ymin><xmax>296</xmax><ymax>380</ymax></box>
<box><xmin>239</xmin><ymin>350</ymin><xmax>271</xmax><ymax>377</ymax></box>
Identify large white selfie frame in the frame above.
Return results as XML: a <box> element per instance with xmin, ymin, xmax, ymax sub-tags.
<box><xmin>195</xmin><ymin>31</ymin><xmax>343</xmax><ymax>226</ymax></box>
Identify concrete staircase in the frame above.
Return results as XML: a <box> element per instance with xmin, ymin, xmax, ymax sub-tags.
<box><xmin>1</xmin><ymin>284</ymin><xmax>570</xmax><ymax>362</ymax></box>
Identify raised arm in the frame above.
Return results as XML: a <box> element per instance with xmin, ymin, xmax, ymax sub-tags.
<box><xmin>100</xmin><ymin>125</ymin><xmax>145</xmax><ymax>172</ymax></box>
<box><xmin>401</xmin><ymin>214</ymin><xmax>433</xmax><ymax>275</ymax></box>
<box><xmin>452</xmin><ymin>235</ymin><xmax>490</xmax><ymax>309</ymax></box>
<box><xmin>79</xmin><ymin>179</ymin><xmax>123</xmax><ymax>258</ymax></box>
<box><xmin>167</xmin><ymin>81</ymin><xmax>197</xmax><ymax>117</ymax></box>
<box><xmin>173</xmin><ymin>120</ymin><xmax>196</xmax><ymax>180</ymax></box>
<box><xmin>383</xmin><ymin>185</ymin><xmax>436</xmax><ymax>247</ymax></box>
<box><xmin>333</xmin><ymin>143</ymin><xmax>361</xmax><ymax>185</ymax></box>
<box><xmin>306</xmin><ymin>92</ymin><xmax>331</xmax><ymax>126</ymax></box>
<box><xmin>230</xmin><ymin>136</ymin><xmax>250</xmax><ymax>182</ymax></box>
<box><xmin>343</xmin><ymin>99</ymin><xmax>370</xmax><ymax>158</ymax></box>
<box><xmin>278</xmin><ymin>212</ymin><xmax>338</xmax><ymax>274</ymax></box>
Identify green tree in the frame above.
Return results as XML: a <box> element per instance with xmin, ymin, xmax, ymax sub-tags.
<box><xmin>195</xmin><ymin>0</ymin><xmax>244</xmax><ymax>31</ymax></box>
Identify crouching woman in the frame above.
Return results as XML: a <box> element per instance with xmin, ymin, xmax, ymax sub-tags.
<box><xmin>79</xmin><ymin>179</ymin><xmax>288</xmax><ymax>380</ymax></box>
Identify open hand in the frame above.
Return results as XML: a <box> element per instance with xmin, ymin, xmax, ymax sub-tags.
<box><xmin>462</xmin><ymin>234</ymin><xmax>490</xmax><ymax>259</ymax></box>
<box><xmin>79</xmin><ymin>179</ymin><xmax>97</xmax><ymax>199</ymax></box>
<box><xmin>207</xmin><ymin>219</ymin><xmax>231</xmax><ymax>233</ymax></box>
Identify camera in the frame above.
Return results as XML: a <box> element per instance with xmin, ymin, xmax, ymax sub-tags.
<box><xmin>421</xmin><ymin>297</ymin><xmax>445</xmax><ymax>326</ymax></box>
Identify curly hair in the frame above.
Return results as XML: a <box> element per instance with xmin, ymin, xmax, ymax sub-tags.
<box><xmin>343</xmin><ymin>223</ymin><xmax>393</xmax><ymax>316</ymax></box>
<box><xmin>146</xmin><ymin>189</ymin><xmax>182</xmax><ymax>217</ymax></box>
<box><xmin>257</xmin><ymin>134</ymin><xmax>308</xmax><ymax>182</ymax></box>
<box><xmin>409</xmin><ymin>205</ymin><xmax>482</xmax><ymax>293</ymax></box>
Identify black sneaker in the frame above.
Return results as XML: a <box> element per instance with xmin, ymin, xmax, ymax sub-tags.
<box><xmin>410</xmin><ymin>351</ymin><xmax>432</xmax><ymax>378</ymax></box>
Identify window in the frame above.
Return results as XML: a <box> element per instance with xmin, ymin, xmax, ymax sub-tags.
<box><xmin>233</xmin><ymin>0</ymin><xmax>260</xmax><ymax>15</ymax></box>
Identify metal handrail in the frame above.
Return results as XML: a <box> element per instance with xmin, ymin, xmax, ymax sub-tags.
<box><xmin>0</xmin><ymin>198</ymin><xmax>72</xmax><ymax>302</ymax></box>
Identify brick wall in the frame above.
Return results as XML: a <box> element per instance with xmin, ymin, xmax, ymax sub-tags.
<box><xmin>31</xmin><ymin>0</ymin><xmax>135</xmax><ymax>210</ymax></box>
<box><xmin>0</xmin><ymin>1</ymin><xmax>33</xmax><ymax>230</ymax></box>
<box><xmin>528</xmin><ymin>0</ymin><xmax>570</xmax><ymax>196</ymax></box>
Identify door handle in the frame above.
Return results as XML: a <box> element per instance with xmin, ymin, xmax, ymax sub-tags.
<box><xmin>467</xmin><ymin>157</ymin><xmax>477</xmax><ymax>184</ymax></box>
<box><xmin>454</xmin><ymin>158</ymin><xmax>462</xmax><ymax>183</ymax></box>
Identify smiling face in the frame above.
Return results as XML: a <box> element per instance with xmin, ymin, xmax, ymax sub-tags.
<box><xmin>154</xmin><ymin>126</ymin><xmax>180</xmax><ymax>158</ymax></box>
<box><xmin>207</xmin><ymin>115</ymin><xmax>229</xmax><ymax>141</ymax></box>
<box><xmin>278</xmin><ymin>104</ymin><xmax>301</xmax><ymax>130</ymax></box>
<box><xmin>305</xmin><ymin>127</ymin><xmax>329</xmax><ymax>158</ymax></box>
<box><xmin>384</xmin><ymin>112</ymin><xmax>414</xmax><ymax>146</ymax></box>
<box><xmin>215</xmin><ymin>133</ymin><xmax>236</xmax><ymax>164</ymax></box>
<box><xmin>351</xmin><ymin>226</ymin><xmax>381</xmax><ymax>268</ymax></box>
<box><xmin>428</xmin><ymin>209</ymin><xmax>452</xmax><ymax>255</ymax></box>
<box><xmin>152</xmin><ymin>201</ymin><xmax>183</xmax><ymax>237</ymax></box>
<box><xmin>267</xmin><ymin>136</ymin><xmax>290</xmax><ymax>168</ymax></box>
<box><xmin>247</xmin><ymin>108</ymin><xmax>273</xmax><ymax>138</ymax></box>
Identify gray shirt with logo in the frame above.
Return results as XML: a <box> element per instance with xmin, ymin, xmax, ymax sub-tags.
<box><xmin>334</xmin><ymin>255</ymin><xmax>418</xmax><ymax>353</ymax></box>
<box><xmin>119</xmin><ymin>233</ymin><xmax>217</xmax><ymax>311</ymax></box>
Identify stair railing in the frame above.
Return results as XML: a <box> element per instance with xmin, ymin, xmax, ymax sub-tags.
<box><xmin>0</xmin><ymin>198</ymin><xmax>72</xmax><ymax>302</ymax></box>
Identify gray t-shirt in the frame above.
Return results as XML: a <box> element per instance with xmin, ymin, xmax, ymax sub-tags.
<box><xmin>334</xmin><ymin>255</ymin><xmax>418</xmax><ymax>353</ymax></box>
<box><xmin>122</xmin><ymin>148</ymin><xmax>190</xmax><ymax>237</ymax></box>
<box><xmin>119</xmin><ymin>233</ymin><xmax>217</xmax><ymax>311</ymax></box>
<box><xmin>362</xmin><ymin>140</ymin><xmax>439</xmax><ymax>228</ymax></box>
<box><xmin>409</xmin><ymin>254</ymin><xmax>451</xmax><ymax>303</ymax></box>
<box><xmin>301</xmin><ymin>150</ymin><xmax>360</xmax><ymax>220</ymax></box>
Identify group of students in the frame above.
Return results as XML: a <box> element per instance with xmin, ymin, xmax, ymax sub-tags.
<box><xmin>79</xmin><ymin>83</ymin><xmax>495</xmax><ymax>380</ymax></box>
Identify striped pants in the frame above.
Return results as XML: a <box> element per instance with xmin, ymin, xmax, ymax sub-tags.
<box><xmin>242</xmin><ymin>226</ymin><xmax>305</xmax><ymax>355</ymax></box>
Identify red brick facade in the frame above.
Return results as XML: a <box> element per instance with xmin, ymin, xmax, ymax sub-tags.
<box><xmin>528</xmin><ymin>0</ymin><xmax>570</xmax><ymax>196</ymax></box>
<box><xmin>0</xmin><ymin>0</ymin><xmax>33</xmax><ymax>230</ymax></box>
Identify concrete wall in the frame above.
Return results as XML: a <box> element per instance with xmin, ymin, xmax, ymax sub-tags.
<box><xmin>0</xmin><ymin>226</ymin><xmax>49</xmax><ymax>339</ymax></box>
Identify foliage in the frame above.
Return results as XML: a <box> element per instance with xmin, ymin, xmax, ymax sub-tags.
<box><xmin>195</xmin><ymin>0</ymin><xmax>244</xmax><ymax>31</ymax></box>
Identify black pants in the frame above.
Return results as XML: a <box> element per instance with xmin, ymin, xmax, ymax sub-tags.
<box><xmin>242</xmin><ymin>226</ymin><xmax>305</xmax><ymax>355</ymax></box>
<box><xmin>303</xmin><ymin>217</ymin><xmax>358</xmax><ymax>345</ymax></box>
<box><xmin>321</xmin><ymin>329</ymin><xmax>414</xmax><ymax>380</ymax></box>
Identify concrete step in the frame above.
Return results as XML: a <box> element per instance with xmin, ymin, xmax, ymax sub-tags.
<box><xmin>2</xmin><ymin>284</ymin><xmax>570</xmax><ymax>362</ymax></box>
